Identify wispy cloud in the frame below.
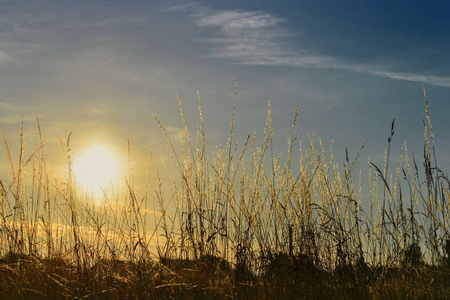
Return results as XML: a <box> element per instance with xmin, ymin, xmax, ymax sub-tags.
<box><xmin>0</xmin><ymin>101</ymin><xmax>36</xmax><ymax>126</ymax></box>
<box><xmin>164</xmin><ymin>3</ymin><xmax>199</xmax><ymax>12</ymax></box>
<box><xmin>185</xmin><ymin>7</ymin><xmax>450</xmax><ymax>88</ymax></box>
<box><xmin>0</xmin><ymin>114</ymin><xmax>36</xmax><ymax>126</ymax></box>
<box><xmin>0</xmin><ymin>51</ymin><xmax>12</xmax><ymax>63</ymax></box>
<box><xmin>195</xmin><ymin>10</ymin><xmax>283</xmax><ymax>29</ymax></box>
<box><xmin>193</xmin><ymin>10</ymin><xmax>303</xmax><ymax>64</ymax></box>
<box><xmin>369</xmin><ymin>71</ymin><xmax>450</xmax><ymax>87</ymax></box>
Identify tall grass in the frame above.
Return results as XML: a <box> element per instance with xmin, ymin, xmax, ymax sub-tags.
<box><xmin>1</xmin><ymin>86</ymin><xmax>449</xmax><ymax>299</ymax></box>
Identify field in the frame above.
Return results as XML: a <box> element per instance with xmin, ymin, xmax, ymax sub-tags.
<box><xmin>1</xmin><ymin>87</ymin><xmax>450</xmax><ymax>299</ymax></box>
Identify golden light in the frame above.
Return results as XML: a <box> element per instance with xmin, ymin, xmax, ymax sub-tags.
<box><xmin>73</xmin><ymin>145</ymin><xmax>121</xmax><ymax>197</ymax></box>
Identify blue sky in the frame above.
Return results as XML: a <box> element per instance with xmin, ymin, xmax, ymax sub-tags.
<box><xmin>0</xmin><ymin>0</ymin><xmax>449</xmax><ymax>195</ymax></box>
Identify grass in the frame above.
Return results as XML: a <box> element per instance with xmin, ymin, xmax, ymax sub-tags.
<box><xmin>1</xmin><ymin>84</ymin><xmax>450</xmax><ymax>299</ymax></box>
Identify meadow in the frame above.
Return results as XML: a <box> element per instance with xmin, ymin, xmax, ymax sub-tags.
<box><xmin>1</xmin><ymin>85</ymin><xmax>450</xmax><ymax>299</ymax></box>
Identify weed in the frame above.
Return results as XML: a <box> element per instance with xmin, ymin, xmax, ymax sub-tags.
<box><xmin>1</xmin><ymin>86</ymin><xmax>449</xmax><ymax>299</ymax></box>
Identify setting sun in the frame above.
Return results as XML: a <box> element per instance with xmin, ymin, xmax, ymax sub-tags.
<box><xmin>73</xmin><ymin>145</ymin><xmax>120</xmax><ymax>196</ymax></box>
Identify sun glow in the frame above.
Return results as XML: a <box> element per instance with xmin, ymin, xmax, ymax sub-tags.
<box><xmin>73</xmin><ymin>145</ymin><xmax>120</xmax><ymax>197</ymax></box>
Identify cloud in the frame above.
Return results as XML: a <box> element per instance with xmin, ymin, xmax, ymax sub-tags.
<box><xmin>141</xmin><ymin>208</ymin><xmax>163</xmax><ymax>216</ymax></box>
<box><xmin>187</xmin><ymin>7</ymin><xmax>450</xmax><ymax>88</ymax></box>
<box><xmin>0</xmin><ymin>51</ymin><xmax>12</xmax><ymax>63</ymax></box>
<box><xmin>195</xmin><ymin>10</ymin><xmax>283</xmax><ymax>30</ymax></box>
<box><xmin>0</xmin><ymin>101</ymin><xmax>37</xmax><ymax>126</ymax></box>
<box><xmin>164</xmin><ymin>3</ymin><xmax>199</xmax><ymax>12</ymax></box>
<box><xmin>369</xmin><ymin>71</ymin><xmax>450</xmax><ymax>87</ymax></box>
<box><xmin>194</xmin><ymin>10</ymin><xmax>298</xmax><ymax>63</ymax></box>
<box><xmin>0</xmin><ymin>114</ymin><xmax>36</xmax><ymax>126</ymax></box>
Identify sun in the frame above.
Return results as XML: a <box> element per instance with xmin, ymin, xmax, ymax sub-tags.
<box><xmin>73</xmin><ymin>145</ymin><xmax>120</xmax><ymax>197</ymax></box>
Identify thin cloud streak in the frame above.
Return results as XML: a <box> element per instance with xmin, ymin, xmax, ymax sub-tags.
<box><xmin>0</xmin><ymin>51</ymin><xmax>12</xmax><ymax>63</ymax></box>
<box><xmin>163</xmin><ymin>3</ymin><xmax>199</xmax><ymax>12</ymax></box>
<box><xmin>189</xmin><ymin>7</ymin><xmax>450</xmax><ymax>88</ymax></box>
<box><xmin>0</xmin><ymin>115</ymin><xmax>35</xmax><ymax>126</ymax></box>
<box><xmin>195</xmin><ymin>11</ymin><xmax>284</xmax><ymax>29</ymax></box>
<box><xmin>0</xmin><ymin>101</ymin><xmax>37</xmax><ymax>126</ymax></box>
<box><xmin>369</xmin><ymin>71</ymin><xmax>450</xmax><ymax>87</ymax></box>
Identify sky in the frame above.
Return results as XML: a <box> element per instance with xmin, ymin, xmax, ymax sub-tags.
<box><xmin>1</xmin><ymin>0</ymin><xmax>450</xmax><ymax>202</ymax></box>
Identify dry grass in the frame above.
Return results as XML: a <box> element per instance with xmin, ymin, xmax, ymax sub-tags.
<box><xmin>1</xmin><ymin>85</ymin><xmax>450</xmax><ymax>299</ymax></box>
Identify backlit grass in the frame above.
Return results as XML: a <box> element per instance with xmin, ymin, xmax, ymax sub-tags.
<box><xmin>1</xmin><ymin>85</ymin><xmax>449</xmax><ymax>299</ymax></box>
